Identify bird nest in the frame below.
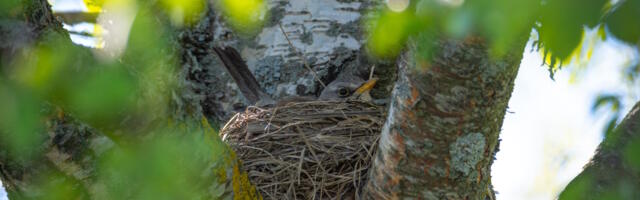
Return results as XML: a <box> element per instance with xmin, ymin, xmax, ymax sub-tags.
<box><xmin>220</xmin><ymin>101</ymin><xmax>386</xmax><ymax>199</ymax></box>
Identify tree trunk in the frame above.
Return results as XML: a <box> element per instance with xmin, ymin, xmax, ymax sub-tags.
<box><xmin>363</xmin><ymin>35</ymin><xmax>528</xmax><ymax>199</ymax></box>
<box><xmin>181</xmin><ymin>0</ymin><xmax>395</xmax><ymax>125</ymax></box>
<box><xmin>560</xmin><ymin>101</ymin><xmax>640</xmax><ymax>200</ymax></box>
<box><xmin>2</xmin><ymin>0</ymin><xmax>388</xmax><ymax>199</ymax></box>
<box><xmin>1</xmin><ymin>0</ymin><xmax>534</xmax><ymax>199</ymax></box>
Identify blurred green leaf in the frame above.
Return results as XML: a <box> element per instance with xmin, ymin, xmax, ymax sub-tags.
<box><xmin>218</xmin><ymin>0</ymin><xmax>267</xmax><ymax>35</ymax></box>
<box><xmin>368</xmin><ymin>9</ymin><xmax>419</xmax><ymax>58</ymax></box>
<box><xmin>14</xmin><ymin>39</ymin><xmax>78</xmax><ymax>97</ymax></box>
<box><xmin>539</xmin><ymin>0</ymin><xmax>607</xmax><ymax>62</ymax></box>
<box><xmin>592</xmin><ymin>94</ymin><xmax>622</xmax><ymax>113</ymax></box>
<box><xmin>539</xmin><ymin>20</ymin><xmax>581</xmax><ymax>64</ymax></box>
<box><xmin>158</xmin><ymin>0</ymin><xmax>205</xmax><ymax>26</ymax></box>
<box><xmin>34</xmin><ymin>169</ymin><xmax>88</xmax><ymax>200</ymax></box>
<box><xmin>415</xmin><ymin>0</ymin><xmax>443</xmax><ymax>20</ymax></box>
<box><xmin>68</xmin><ymin>65</ymin><xmax>136</xmax><ymax>128</ymax></box>
<box><xmin>625</xmin><ymin>64</ymin><xmax>639</xmax><ymax>83</ymax></box>
<box><xmin>606</xmin><ymin>0</ymin><xmax>640</xmax><ymax>44</ymax></box>
<box><xmin>591</xmin><ymin>94</ymin><xmax>623</xmax><ymax>146</ymax></box>
<box><xmin>98</xmin><ymin>120</ymin><xmax>225</xmax><ymax>199</ymax></box>
<box><xmin>11</xmin><ymin>34</ymin><xmax>143</xmax><ymax>129</ymax></box>
<box><xmin>444</xmin><ymin>9</ymin><xmax>473</xmax><ymax>39</ymax></box>
<box><xmin>83</xmin><ymin>0</ymin><xmax>105</xmax><ymax>13</ymax></box>
<box><xmin>597</xmin><ymin>24</ymin><xmax>608</xmax><ymax>40</ymax></box>
<box><xmin>0</xmin><ymin>84</ymin><xmax>44</xmax><ymax>159</ymax></box>
<box><xmin>120</xmin><ymin>7</ymin><xmax>178</xmax><ymax>126</ymax></box>
<box><xmin>471</xmin><ymin>0</ymin><xmax>540</xmax><ymax>56</ymax></box>
<box><xmin>123</xmin><ymin>7</ymin><xmax>170</xmax><ymax>67</ymax></box>
<box><xmin>412</xmin><ymin>30</ymin><xmax>435</xmax><ymax>69</ymax></box>
<box><xmin>0</xmin><ymin>0</ymin><xmax>20</xmax><ymax>18</ymax></box>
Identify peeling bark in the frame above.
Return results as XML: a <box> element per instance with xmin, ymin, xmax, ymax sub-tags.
<box><xmin>181</xmin><ymin>0</ymin><xmax>393</xmax><ymax>124</ymax></box>
<box><xmin>363</xmin><ymin>35</ymin><xmax>528</xmax><ymax>199</ymax></box>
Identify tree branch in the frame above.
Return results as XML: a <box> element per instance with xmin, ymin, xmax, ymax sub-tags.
<box><xmin>560</xmin><ymin>101</ymin><xmax>640</xmax><ymax>199</ymax></box>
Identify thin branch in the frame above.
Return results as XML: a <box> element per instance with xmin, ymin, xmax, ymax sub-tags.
<box><xmin>369</xmin><ymin>65</ymin><xmax>376</xmax><ymax>80</ymax></box>
<box><xmin>278</xmin><ymin>23</ymin><xmax>326</xmax><ymax>88</ymax></box>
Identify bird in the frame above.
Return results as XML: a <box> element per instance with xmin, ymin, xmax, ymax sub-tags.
<box><xmin>212</xmin><ymin>46</ymin><xmax>377</xmax><ymax>106</ymax></box>
<box><xmin>214</xmin><ymin>46</ymin><xmax>384</xmax><ymax>199</ymax></box>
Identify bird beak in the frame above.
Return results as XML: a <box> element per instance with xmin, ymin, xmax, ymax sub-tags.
<box><xmin>354</xmin><ymin>78</ymin><xmax>378</xmax><ymax>95</ymax></box>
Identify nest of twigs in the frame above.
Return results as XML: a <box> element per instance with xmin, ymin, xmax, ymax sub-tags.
<box><xmin>220</xmin><ymin>101</ymin><xmax>386</xmax><ymax>199</ymax></box>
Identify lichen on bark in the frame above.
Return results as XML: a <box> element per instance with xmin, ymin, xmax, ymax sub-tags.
<box><xmin>449</xmin><ymin>132</ymin><xmax>486</xmax><ymax>180</ymax></box>
<box><xmin>364</xmin><ymin>35</ymin><xmax>528</xmax><ymax>199</ymax></box>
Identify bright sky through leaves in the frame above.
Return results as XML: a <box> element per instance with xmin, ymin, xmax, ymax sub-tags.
<box><xmin>493</xmin><ymin>35</ymin><xmax>639</xmax><ymax>199</ymax></box>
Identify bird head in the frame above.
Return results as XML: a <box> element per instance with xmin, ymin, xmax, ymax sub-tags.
<box><xmin>318</xmin><ymin>76</ymin><xmax>378</xmax><ymax>101</ymax></box>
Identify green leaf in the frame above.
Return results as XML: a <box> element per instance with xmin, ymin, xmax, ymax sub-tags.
<box><xmin>158</xmin><ymin>0</ymin><xmax>206</xmax><ymax>26</ymax></box>
<box><xmin>591</xmin><ymin>94</ymin><xmax>621</xmax><ymax>113</ymax></box>
<box><xmin>539</xmin><ymin>0</ymin><xmax>607</xmax><ymax>61</ymax></box>
<box><xmin>97</xmin><ymin>122</ymin><xmax>224</xmax><ymax>199</ymax></box>
<box><xmin>68</xmin><ymin>66</ymin><xmax>136</xmax><ymax>128</ymax></box>
<box><xmin>606</xmin><ymin>0</ymin><xmax>640</xmax><ymax>44</ymax></box>
<box><xmin>367</xmin><ymin>9</ymin><xmax>419</xmax><ymax>58</ymax></box>
<box><xmin>218</xmin><ymin>0</ymin><xmax>267</xmax><ymax>34</ymax></box>
<box><xmin>123</xmin><ymin>7</ymin><xmax>171</xmax><ymax>68</ymax></box>
<box><xmin>0</xmin><ymin>84</ymin><xmax>44</xmax><ymax>159</ymax></box>
<box><xmin>470</xmin><ymin>0</ymin><xmax>541</xmax><ymax>56</ymax></box>
<box><xmin>0</xmin><ymin>0</ymin><xmax>20</xmax><ymax>18</ymax></box>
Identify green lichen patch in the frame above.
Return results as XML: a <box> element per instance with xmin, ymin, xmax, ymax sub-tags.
<box><xmin>449</xmin><ymin>132</ymin><xmax>486</xmax><ymax>179</ymax></box>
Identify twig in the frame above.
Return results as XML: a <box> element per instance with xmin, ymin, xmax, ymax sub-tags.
<box><xmin>297</xmin><ymin>148</ymin><xmax>305</xmax><ymax>184</ymax></box>
<box><xmin>369</xmin><ymin>65</ymin><xmax>376</xmax><ymax>80</ymax></box>
<box><xmin>278</xmin><ymin>23</ymin><xmax>327</xmax><ymax>88</ymax></box>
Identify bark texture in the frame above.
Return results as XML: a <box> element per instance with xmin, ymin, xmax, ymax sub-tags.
<box><xmin>1</xmin><ymin>0</ymin><xmax>536</xmax><ymax>199</ymax></box>
<box><xmin>1</xmin><ymin>0</ymin><xmax>391</xmax><ymax>199</ymax></box>
<box><xmin>181</xmin><ymin>0</ymin><xmax>395</xmax><ymax>125</ymax></box>
<box><xmin>560</xmin><ymin>101</ymin><xmax>640</xmax><ymax>199</ymax></box>
<box><xmin>363</xmin><ymin>35</ymin><xmax>528</xmax><ymax>199</ymax></box>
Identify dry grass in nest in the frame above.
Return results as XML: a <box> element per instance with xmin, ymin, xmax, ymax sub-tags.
<box><xmin>220</xmin><ymin>101</ymin><xmax>386</xmax><ymax>199</ymax></box>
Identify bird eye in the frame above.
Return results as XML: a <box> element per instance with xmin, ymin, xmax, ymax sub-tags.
<box><xmin>337</xmin><ymin>87</ymin><xmax>350</xmax><ymax>97</ymax></box>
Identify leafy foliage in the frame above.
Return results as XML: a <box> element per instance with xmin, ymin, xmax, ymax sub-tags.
<box><xmin>0</xmin><ymin>0</ymin><xmax>232</xmax><ymax>198</ymax></box>
<box><xmin>538</xmin><ymin>0</ymin><xmax>607</xmax><ymax>68</ymax></box>
<box><xmin>365</xmin><ymin>0</ymin><xmax>638</xmax><ymax>81</ymax></box>
<box><xmin>0</xmin><ymin>0</ymin><xmax>21</xmax><ymax>18</ymax></box>
<box><xmin>96</xmin><ymin>123</ymin><xmax>226</xmax><ymax>200</ymax></box>
<box><xmin>216</xmin><ymin>0</ymin><xmax>267</xmax><ymax>35</ymax></box>
<box><xmin>607</xmin><ymin>0</ymin><xmax>640</xmax><ymax>45</ymax></box>
<box><xmin>368</xmin><ymin>7</ymin><xmax>420</xmax><ymax>58</ymax></box>
<box><xmin>83</xmin><ymin>0</ymin><xmax>105</xmax><ymax>13</ymax></box>
<box><xmin>592</xmin><ymin>94</ymin><xmax>623</xmax><ymax>143</ymax></box>
<box><xmin>1</xmin><ymin>0</ymin><xmax>639</xmax><ymax>199</ymax></box>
